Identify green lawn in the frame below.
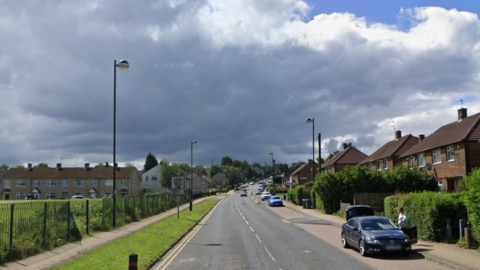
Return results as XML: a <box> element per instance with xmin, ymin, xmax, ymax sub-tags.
<box><xmin>53</xmin><ymin>198</ymin><xmax>219</xmax><ymax>270</ymax></box>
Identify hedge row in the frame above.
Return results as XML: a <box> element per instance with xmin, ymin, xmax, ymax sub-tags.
<box><xmin>384</xmin><ymin>192</ymin><xmax>467</xmax><ymax>242</ymax></box>
<box><xmin>287</xmin><ymin>182</ymin><xmax>313</xmax><ymax>205</ymax></box>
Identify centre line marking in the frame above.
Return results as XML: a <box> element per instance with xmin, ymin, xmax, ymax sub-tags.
<box><xmin>264</xmin><ymin>246</ymin><xmax>276</xmax><ymax>261</ymax></box>
<box><xmin>255</xmin><ymin>234</ymin><xmax>262</xmax><ymax>243</ymax></box>
<box><xmin>245</xmin><ymin>220</ymin><xmax>249</xmax><ymax>225</ymax></box>
<box><xmin>249</xmin><ymin>226</ymin><xmax>254</xmax><ymax>232</ymax></box>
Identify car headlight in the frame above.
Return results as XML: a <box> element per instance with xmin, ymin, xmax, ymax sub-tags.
<box><xmin>404</xmin><ymin>238</ymin><xmax>409</xmax><ymax>242</ymax></box>
<box><xmin>365</xmin><ymin>236</ymin><xmax>379</xmax><ymax>244</ymax></box>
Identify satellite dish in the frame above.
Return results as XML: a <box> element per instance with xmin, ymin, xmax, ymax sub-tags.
<box><xmin>426</xmin><ymin>163</ymin><xmax>432</xmax><ymax>170</ymax></box>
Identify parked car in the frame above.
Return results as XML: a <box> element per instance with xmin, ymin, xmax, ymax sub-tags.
<box><xmin>71</xmin><ymin>195</ymin><xmax>86</xmax><ymax>199</ymax></box>
<box><xmin>240</xmin><ymin>191</ymin><xmax>248</xmax><ymax>197</ymax></box>
<box><xmin>341</xmin><ymin>216</ymin><xmax>412</xmax><ymax>256</ymax></box>
<box><xmin>260</xmin><ymin>192</ymin><xmax>271</xmax><ymax>201</ymax></box>
<box><xmin>268</xmin><ymin>196</ymin><xmax>283</xmax><ymax>207</ymax></box>
<box><xmin>345</xmin><ymin>205</ymin><xmax>417</xmax><ymax>244</ymax></box>
<box><xmin>255</xmin><ymin>190</ymin><xmax>262</xmax><ymax>195</ymax></box>
<box><xmin>250</xmin><ymin>182</ymin><xmax>255</xmax><ymax>185</ymax></box>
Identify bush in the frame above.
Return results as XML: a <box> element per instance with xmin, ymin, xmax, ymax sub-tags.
<box><xmin>385</xmin><ymin>192</ymin><xmax>467</xmax><ymax>241</ymax></box>
<box><xmin>461</xmin><ymin>168</ymin><xmax>480</xmax><ymax>244</ymax></box>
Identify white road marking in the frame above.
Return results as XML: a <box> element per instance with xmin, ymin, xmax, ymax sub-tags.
<box><xmin>302</xmin><ymin>250</ymin><xmax>310</xmax><ymax>253</ymax></box>
<box><xmin>281</xmin><ymin>219</ymin><xmax>290</xmax><ymax>223</ymax></box>
<box><xmin>245</xmin><ymin>220</ymin><xmax>249</xmax><ymax>225</ymax></box>
<box><xmin>249</xmin><ymin>226</ymin><xmax>254</xmax><ymax>232</ymax></box>
<box><xmin>255</xmin><ymin>234</ymin><xmax>262</xmax><ymax>243</ymax></box>
<box><xmin>264</xmin><ymin>246</ymin><xmax>276</xmax><ymax>261</ymax></box>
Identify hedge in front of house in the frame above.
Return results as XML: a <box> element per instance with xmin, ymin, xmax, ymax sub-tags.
<box><xmin>461</xmin><ymin>168</ymin><xmax>480</xmax><ymax>243</ymax></box>
<box><xmin>287</xmin><ymin>183</ymin><xmax>313</xmax><ymax>205</ymax></box>
<box><xmin>385</xmin><ymin>192</ymin><xmax>467</xmax><ymax>241</ymax></box>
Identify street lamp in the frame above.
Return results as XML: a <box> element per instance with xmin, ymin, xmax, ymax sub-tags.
<box><xmin>211</xmin><ymin>158</ymin><xmax>215</xmax><ymax>167</ymax></box>
<box><xmin>268</xmin><ymin>152</ymin><xmax>276</xmax><ymax>194</ymax></box>
<box><xmin>306</xmin><ymin>118</ymin><xmax>315</xmax><ymax>183</ymax></box>
<box><xmin>190</xmin><ymin>140</ymin><xmax>197</xmax><ymax>211</ymax></box>
<box><xmin>113</xmin><ymin>59</ymin><xmax>129</xmax><ymax>228</ymax></box>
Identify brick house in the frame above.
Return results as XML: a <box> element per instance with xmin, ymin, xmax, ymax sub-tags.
<box><xmin>1</xmin><ymin>163</ymin><xmax>141</xmax><ymax>200</ymax></box>
<box><xmin>359</xmin><ymin>131</ymin><xmax>419</xmax><ymax>171</ymax></box>
<box><xmin>399</xmin><ymin>108</ymin><xmax>480</xmax><ymax>191</ymax></box>
<box><xmin>290</xmin><ymin>160</ymin><xmax>318</xmax><ymax>187</ymax></box>
<box><xmin>184</xmin><ymin>173</ymin><xmax>212</xmax><ymax>193</ymax></box>
<box><xmin>321</xmin><ymin>143</ymin><xmax>368</xmax><ymax>173</ymax></box>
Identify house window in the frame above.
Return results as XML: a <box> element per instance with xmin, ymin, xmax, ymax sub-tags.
<box><xmin>447</xmin><ymin>145</ymin><xmax>455</xmax><ymax>161</ymax></box>
<box><xmin>383</xmin><ymin>159</ymin><xmax>388</xmax><ymax>169</ymax></box>
<box><xmin>418</xmin><ymin>153</ymin><xmax>425</xmax><ymax>167</ymax></box>
<box><xmin>16</xmin><ymin>193</ymin><xmax>26</xmax><ymax>200</ymax></box>
<box><xmin>47</xmin><ymin>193</ymin><xmax>56</xmax><ymax>199</ymax></box>
<box><xmin>105</xmin><ymin>180</ymin><xmax>113</xmax><ymax>187</ymax></box>
<box><xmin>62</xmin><ymin>180</ymin><xmax>68</xmax><ymax>187</ymax></box>
<box><xmin>121</xmin><ymin>180</ymin><xmax>128</xmax><ymax>187</ymax></box>
<box><xmin>76</xmin><ymin>180</ymin><xmax>85</xmax><ymax>187</ymax></box>
<box><xmin>152</xmin><ymin>176</ymin><xmax>157</xmax><ymax>180</ymax></box>
<box><xmin>368</xmin><ymin>163</ymin><xmax>372</xmax><ymax>170</ymax></box>
<box><xmin>91</xmin><ymin>179</ymin><xmax>97</xmax><ymax>186</ymax></box>
<box><xmin>16</xmin><ymin>180</ymin><xmax>26</xmax><ymax>187</ymax></box>
<box><xmin>438</xmin><ymin>180</ymin><xmax>443</xmax><ymax>188</ymax></box>
<box><xmin>34</xmin><ymin>180</ymin><xmax>40</xmax><ymax>187</ymax></box>
<box><xmin>75</xmin><ymin>192</ymin><xmax>85</xmax><ymax>196</ymax></box>
<box><xmin>145</xmin><ymin>176</ymin><xmax>149</xmax><ymax>181</ymax></box>
<box><xmin>4</xmin><ymin>180</ymin><xmax>11</xmax><ymax>188</ymax></box>
<box><xmin>376</xmin><ymin>160</ymin><xmax>382</xmax><ymax>171</ymax></box>
<box><xmin>408</xmin><ymin>157</ymin><xmax>414</xmax><ymax>168</ymax></box>
<box><xmin>47</xmin><ymin>180</ymin><xmax>56</xmax><ymax>187</ymax></box>
<box><xmin>62</xmin><ymin>192</ymin><xmax>68</xmax><ymax>199</ymax></box>
<box><xmin>432</xmin><ymin>149</ymin><xmax>441</xmax><ymax>164</ymax></box>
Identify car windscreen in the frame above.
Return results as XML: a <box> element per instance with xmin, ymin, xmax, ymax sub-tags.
<box><xmin>270</xmin><ymin>196</ymin><xmax>281</xmax><ymax>200</ymax></box>
<box><xmin>360</xmin><ymin>219</ymin><xmax>397</xmax><ymax>230</ymax></box>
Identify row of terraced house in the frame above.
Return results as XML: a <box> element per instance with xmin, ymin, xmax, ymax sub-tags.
<box><xmin>286</xmin><ymin>108</ymin><xmax>480</xmax><ymax>192</ymax></box>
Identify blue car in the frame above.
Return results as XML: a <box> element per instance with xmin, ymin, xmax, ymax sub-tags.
<box><xmin>268</xmin><ymin>196</ymin><xmax>283</xmax><ymax>207</ymax></box>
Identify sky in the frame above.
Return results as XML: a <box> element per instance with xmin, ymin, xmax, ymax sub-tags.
<box><xmin>1</xmin><ymin>0</ymin><xmax>480</xmax><ymax>170</ymax></box>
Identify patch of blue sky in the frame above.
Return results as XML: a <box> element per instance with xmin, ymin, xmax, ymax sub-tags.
<box><xmin>451</xmin><ymin>95</ymin><xmax>477</xmax><ymax>106</ymax></box>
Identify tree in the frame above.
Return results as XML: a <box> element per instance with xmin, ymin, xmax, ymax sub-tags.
<box><xmin>232</xmin><ymin>159</ymin><xmax>242</xmax><ymax>168</ymax></box>
<box><xmin>15</xmin><ymin>165</ymin><xmax>25</xmax><ymax>168</ymax></box>
<box><xmin>35</xmin><ymin>163</ymin><xmax>49</xmax><ymax>168</ymax></box>
<box><xmin>325</xmin><ymin>151</ymin><xmax>339</xmax><ymax>162</ymax></box>
<box><xmin>194</xmin><ymin>165</ymin><xmax>208</xmax><ymax>175</ymax></box>
<box><xmin>159</xmin><ymin>159</ymin><xmax>182</xmax><ymax>189</ymax></box>
<box><xmin>223</xmin><ymin>166</ymin><xmax>243</xmax><ymax>187</ymax></box>
<box><xmin>125</xmin><ymin>163</ymin><xmax>136</xmax><ymax>168</ymax></box>
<box><xmin>208</xmin><ymin>164</ymin><xmax>223</xmax><ymax>177</ymax></box>
<box><xmin>0</xmin><ymin>163</ymin><xmax>9</xmax><ymax>173</ymax></box>
<box><xmin>276</xmin><ymin>163</ymin><xmax>289</xmax><ymax>174</ymax></box>
<box><xmin>96</xmin><ymin>162</ymin><xmax>112</xmax><ymax>168</ymax></box>
<box><xmin>143</xmin><ymin>152</ymin><xmax>159</xmax><ymax>172</ymax></box>
<box><xmin>290</xmin><ymin>161</ymin><xmax>305</xmax><ymax>171</ymax></box>
<box><xmin>221</xmin><ymin>156</ymin><xmax>233</xmax><ymax>167</ymax></box>
<box><xmin>178</xmin><ymin>163</ymin><xmax>191</xmax><ymax>173</ymax></box>
<box><xmin>244</xmin><ymin>166</ymin><xmax>259</xmax><ymax>180</ymax></box>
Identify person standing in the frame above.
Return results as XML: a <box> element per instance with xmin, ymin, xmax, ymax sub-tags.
<box><xmin>398</xmin><ymin>207</ymin><xmax>407</xmax><ymax>228</ymax></box>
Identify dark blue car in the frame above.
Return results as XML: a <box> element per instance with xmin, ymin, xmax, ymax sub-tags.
<box><xmin>268</xmin><ymin>196</ymin><xmax>283</xmax><ymax>207</ymax></box>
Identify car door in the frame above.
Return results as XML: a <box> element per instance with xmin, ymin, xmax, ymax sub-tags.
<box><xmin>349</xmin><ymin>219</ymin><xmax>362</xmax><ymax>248</ymax></box>
<box><xmin>345</xmin><ymin>219</ymin><xmax>357</xmax><ymax>246</ymax></box>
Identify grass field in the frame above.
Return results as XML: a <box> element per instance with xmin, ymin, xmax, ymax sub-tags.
<box><xmin>53</xmin><ymin>198</ymin><xmax>220</xmax><ymax>270</ymax></box>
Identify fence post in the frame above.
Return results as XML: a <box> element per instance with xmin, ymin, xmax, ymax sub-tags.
<box><xmin>86</xmin><ymin>199</ymin><xmax>90</xmax><ymax>235</ymax></box>
<box><xmin>446</xmin><ymin>219</ymin><xmax>452</xmax><ymax>240</ymax></box>
<box><xmin>43</xmin><ymin>202</ymin><xmax>48</xmax><ymax>247</ymax></box>
<box><xmin>67</xmin><ymin>201</ymin><xmax>71</xmax><ymax>241</ymax></box>
<box><xmin>128</xmin><ymin>253</ymin><xmax>138</xmax><ymax>270</ymax></box>
<box><xmin>124</xmin><ymin>197</ymin><xmax>127</xmax><ymax>223</ymax></box>
<box><xmin>9</xmin><ymin>204</ymin><xmax>14</xmax><ymax>250</ymax></box>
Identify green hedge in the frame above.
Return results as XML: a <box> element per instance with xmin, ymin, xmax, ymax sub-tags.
<box><xmin>385</xmin><ymin>192</ymin><xmax>467</xmax><ymax>241</ymax></box>
<box><xmin>287</xmin><ymin>183</ymin><xmax>313</xmax><ymax>205</ymax></box>
<box><xmin>461</xmin><ymin>169</ymin><xmax>480</xmax><ymax>243</ymax></box>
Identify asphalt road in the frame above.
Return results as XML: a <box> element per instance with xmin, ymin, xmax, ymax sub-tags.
<box><xmin>152</xmin><ymin>183</ymin><xmax>375</xmax><ymax>270</ymax></box>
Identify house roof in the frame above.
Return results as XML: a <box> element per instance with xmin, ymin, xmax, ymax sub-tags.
<box><xmin>3</xmin><ymin>167</ymin><xmax>138</xmax><ymax>179</ymax></box>
<box><xmin>400</xmin><ymin>111</ymin><xmax>480</xmax><ymax>157</ymax></box>
<box><xmin>291</xmin><ymin>160</ymin><xmax>317</xmax><ymax>176</ymax></box>
<box><xmin>359</xmin><ymin>134</ymin><xmax>418</xmax><ymax>164</ymax></box>
<box><xmin>322</xmin><ymin>147</ymin><xmax>368</xmax><ymax>168</ymax></box>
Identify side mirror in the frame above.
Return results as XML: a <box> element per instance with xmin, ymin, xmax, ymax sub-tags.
<box><xmin>352</xmin><ymin>227</ymin><xmax>358</xmax><ymax>231</ymax></box>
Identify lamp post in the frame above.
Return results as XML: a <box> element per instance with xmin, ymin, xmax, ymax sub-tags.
<box><xmin>268</xmin><ymin>152</ymin><xmax>275</xmax><ymax>194</ymax></box>
<box><xmin>190</xmin><ymin>140</ymin><xmax>197</xmax><ymax>211</ymax></box>
<box><xmin>113</xmin><ymin>59</ymin><xmax>129</xmax><ymax>228</ymax></box>
<box><xmin>306</xmin><ymin>118</ymin><xmax>315</xmax><ymax>183</ymax></box>
<box><xmin>211</xmin><ymin>158</ymin><xmax>215</xmax><ymax>167</ymax></box>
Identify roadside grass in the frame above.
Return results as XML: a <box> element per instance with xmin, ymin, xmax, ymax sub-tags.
<box><xmin>53</xmin><ymin>198</ymin><xmax>219</xmax><ymax>270</ymax></box>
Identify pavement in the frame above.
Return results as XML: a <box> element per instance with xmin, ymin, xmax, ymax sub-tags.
<box><xmin>281</xmin><ymin>199</ymin><xmax>480</xmax><ymax>270</ymax></box>
<box><xmin>0</xmin><ymin>196</ymin><xmax>220</xmax><ymax>270</ymax></box>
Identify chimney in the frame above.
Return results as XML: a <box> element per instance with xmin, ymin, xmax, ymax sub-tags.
<box><xmin>395</xmin><ymin>130</ymin><xmax>402</xmax><ymax>140</ymax></box>
<box><xmin>419</xmin><ymin>134</ymin><xmax>425</xmax><ymax>142</ymax></box>
<box><xmin>28</xmin><ymin>163</ymin><xmax>33</xmax><ymax>171</ymax></box>
<box><xmin>343</xmin><ymin>143</ymin><xmax>348</xmax><ymax>150</ymax></box>
<box><xmin>56</xmin><ymin>163</ymin><xmax>62</xmax><ymax>170</ymax></box>
<box><xmin>458</xmin><ymin>108</ymin><xmax>467</xmax><ymax>121</ymax></box>
<box><xmin>84</xmin><ymin>163</ymin><xmax>90</xmax><ymax>170</ymax></box>
<box><xmin>115</xmin><ymin>163</ymin><xmax>120</xmax><ymax>171</ymax></box>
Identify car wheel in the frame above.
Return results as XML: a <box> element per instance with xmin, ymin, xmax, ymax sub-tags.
<box><xmin>341</xmin><ymin>233</ymin><xmax>350</xmax><ymax>248</ymax></box>
<box><xmin>359</xmin><ymin>240</ymin><xmax>367</xmax><ymax>256</ymax></box>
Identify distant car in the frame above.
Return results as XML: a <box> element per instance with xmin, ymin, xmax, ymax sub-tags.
<box><xmin>255</xmin><ymin>190</ymin><xmax>262</xmax><ymax>195</ymax></box>
<box><xmin>240</xmin><ymin>191</ymin><xmax>248</xmax><ymax>197</ymax></box>
<box><xmin>250</xmin><ymin>182</ymin><xmax>255</xmax><ymax>185</ymax></box>
<box><xmin>260</xmin><ymin>192</ymin><xmax>271</xmax><ymax>201</ymax></box>
<box><xmin>71</xmin><ymin>195</ymin><xmax>86</xmax><ymax>199</ymax></box>
<box><xmin>341</xmin><ymin>216</ymin><xmax>413</xmax><ymax>256</ymax></box>
<box><xmin>268</xmin><ymin>196</ymin><xmax>283</xmax><ymax>207</ymax></box>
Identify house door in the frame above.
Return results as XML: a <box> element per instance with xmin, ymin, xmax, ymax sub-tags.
<box><xmin>447</xmin><ymin>179</ymin><xmax>455</xmax><ymax>191</ymax></box>
<box><xmin>4</xmin><ymin>194</ymin><xmax>9</xmax><ymax>200</ymax></box>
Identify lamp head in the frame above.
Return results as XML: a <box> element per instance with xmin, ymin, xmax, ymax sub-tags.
<box><xmin>117</xmin><ymin>59</ymin><xmax>130</xmax><ymax>71</ymax></box>
<box><xmin>268</xmin><ymin>152</ymin><xmax>273</xmax><ymax>156</ymax></box>
<box><xmin>192</xmin><ymin>140</ymin><xmax>197</xmax><ymax>145</ymax></box>
<box><xmin>305</xmin><ymin>118</ymin><xmax>314</xmax><ymax>124</ymax></box>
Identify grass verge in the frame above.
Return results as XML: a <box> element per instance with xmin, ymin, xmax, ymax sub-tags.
<box><xmin>53</xmin><ymin>198</ymin><xmax>219</xmax><ymax>270</ymax></box>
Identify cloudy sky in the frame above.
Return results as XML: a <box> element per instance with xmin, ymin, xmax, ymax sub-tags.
<box><xmin>1</xmin><ymin>0</ymin><xmax>480</xmax><ymax>170</ymax></box>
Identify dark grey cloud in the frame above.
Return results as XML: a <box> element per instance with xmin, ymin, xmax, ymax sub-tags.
<box><xmin>0</xmin><ymin>2</ymin><xmax>479</xmax><ymax>169</ymax></box>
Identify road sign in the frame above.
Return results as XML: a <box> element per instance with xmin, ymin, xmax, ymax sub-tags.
<box><xmin>171</xmin><ymin>176</ymin><xmax>185</xmax><ymax>196</ymax></box>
